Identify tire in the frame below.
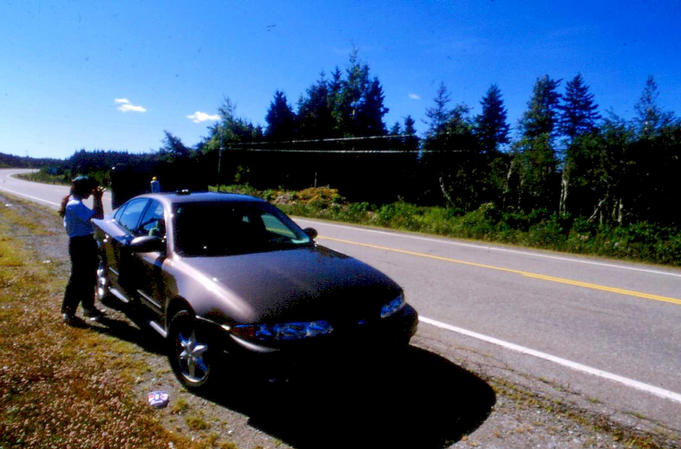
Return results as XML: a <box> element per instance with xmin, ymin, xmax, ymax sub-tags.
<box><xmin>167</xmin><ymin>310</ymin><xmax>218</xmax><ymax>392</ymax></box>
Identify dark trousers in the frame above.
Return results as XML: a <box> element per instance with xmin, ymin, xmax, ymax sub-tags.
<box><xmin>61</xmin><ymin>235</ymin><xmax>98</xmax><ymax>315</ymax></box>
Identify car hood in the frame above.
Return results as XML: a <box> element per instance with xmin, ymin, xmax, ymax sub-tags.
<box><xmin>180</xmin><ymin>245</ymin><xmax>402</xmax><ymax>323</ymax></box>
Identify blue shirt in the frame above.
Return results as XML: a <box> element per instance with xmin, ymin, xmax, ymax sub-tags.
<box><xmin>63</xmin><ymin>195</ymin><xmax>95</xmax><ymax>238</ymax></box>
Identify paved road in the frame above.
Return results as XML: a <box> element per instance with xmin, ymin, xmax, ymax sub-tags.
<box><xmin>2</xmin><ymin>167</ymin><xmax>681</xmax><ymax>430</ymax></box>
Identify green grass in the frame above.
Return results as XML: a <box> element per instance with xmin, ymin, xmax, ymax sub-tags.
<box><xmin>215</xmin><ymin>183</ymin><xmax>681</xmax><ymax>268</ymax></box>
<box><xmin>0</xmin><ymin>195</ymin><xmax>234</xmax><ymax>449</ymax></box>
<box><xmin>16</xmin><ymin>171</ymin><xmax>70</xmax><ymax>185</ymax></box>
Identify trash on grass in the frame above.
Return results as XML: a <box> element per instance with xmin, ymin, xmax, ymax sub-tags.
<box><xmin>148</xmin><ymin>390</ymin><xmax>169</xmax><ymax>408</ymax></box>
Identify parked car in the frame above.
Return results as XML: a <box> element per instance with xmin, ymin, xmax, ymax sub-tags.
<box><xmin>93</xmin><ymin>191</ymin><xmax>418</xmax><ymax>391</ymax></box>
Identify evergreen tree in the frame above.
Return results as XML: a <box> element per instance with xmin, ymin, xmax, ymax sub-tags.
<box><xmin>265</xmin><ymin>90</ymin><xmax>296</xmax><ymax>140</ymax></box>
<box><xmin>557</xmin><ymin>74</ymin><xmax>601</xmax><ymax>214</ymax></box>
<box><xmin>357</xmin><ymin>77</ymin><xmax>388</xmax><ymax>136</ymax></box>
<box><xmin>202</xmin><ymin>97</ymin><xmax>263</xmax><ymax>150</ymax></box>
<box><xmin>334</xmin><ymin>49</ymin><xmax>370</xmax><ymax>136</ymax></box>
<box><xmin>297</xmin><ymin>53</ymin><xmax>388</xmax><ymax>138</ymax></box>
<box><xmin>390</xmin><ymin>122</ymin><xmax>401</xmax><ymax>135</ymax></box>
<box><xmin>423</xmin><ymin>94</ymin><xmax>486</xmax><ymax>208</ymax></box>
<box><xmin>297</xmin><ymin>74</ymin><xmax>335</xmax><ymax>138</ymax></box>
<box><xmin>634</xmin><ymin>76</ymin><xmax>674</xmax><ymax>138</ymax></box>
<box><xmin>425</xmin><ymin>82</ymin><xmax>452</xmax><ymax>137</ymax></box>
<box><xmin>475</xmin><ymin>84</ymin><xmax>510</xmax><ymax>155</ymax></box>
<box><xmin>159</xmin><ymin>131</ymin><xmax>191</xmax><ymax>163</ymax></box>
<box><xmin>519</xmin><ymin>75</ymin><xmax>562</xmax><ymax>139</ymax></box>
<box><xmin>403</xmin><ymin>115</ymin><xmax>419</xmax><ymax>153</ymax></box>
<box><xmin>559</xmin><ymin>74</ymin><xmax>600</xmax><ymax>140</ymax></box>
<box><xmin>404</xmin><ymin>115</ymin><xmax>416</xmax><ymax>136</ymax></box>
<box><xmin>509</xmin><ymin>76</ymin><xmax>562</xmax><ymax>213</ymax></box>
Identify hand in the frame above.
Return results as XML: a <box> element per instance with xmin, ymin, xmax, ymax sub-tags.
<box><xmin>92</xmin><ymin>186</ymin><xmax>105</xmax><ymax>199</ymax></box>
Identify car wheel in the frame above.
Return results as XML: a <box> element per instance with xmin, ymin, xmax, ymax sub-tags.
<box><xmin>96</xmin><ymin>261</ymin><xmax>112</xmax><ymax>301</ymax></box>
<box><xmin>168</xmin><ymin>310</ymin><xmax>217</xmax><ymax>392</ymax></box>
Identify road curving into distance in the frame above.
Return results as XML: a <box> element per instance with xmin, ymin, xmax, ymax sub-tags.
<box><xmin>2</xmin><ymin>167</ymin><xmax>680</xmax><ymax>430</ymax></box>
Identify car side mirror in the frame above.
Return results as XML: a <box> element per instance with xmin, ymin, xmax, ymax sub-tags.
<box><xmin>303</xmin><ymin>227</ymin><xmax>318</xmax><ymax>240</ymax></box>
<box><xmin>129</xmin><ymin>235</ymin><xmax>165</xmax><ymax>253</ymax></box>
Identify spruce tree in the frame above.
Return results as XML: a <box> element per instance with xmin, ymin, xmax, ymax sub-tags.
<box><xmin>558</xmin><ymin>74</ymin><xmax>600</xmax><ymax>214</ymax></box>
<box><xmin>509</xmin><ymin>76</ymin><xmax>562</xmax><ymax>213</ymax></box>
<box><xmin>475</xmin><ymin>84</ymin><xmax>510</xmax><ymax>155</ymax></box>
<box><xmin>358</xmin><ymin>77</ymin><xmax>389</xmax><ymax>136</ymax></box>
<box><xmin>634</xmin><ymin>76</ymin><xmax>674</xmax><ymax>138</ymax></box>
<box><xmin>297</xmin><ymin>75</ymin><xmax>335</xmax><ymax>138</ymax></box>
<box><xmin>404</xmin><ymin>115</ymin><xmax>416</xmax><ymax>136</ymax></box>
<box><xmin>519</xmin><ymin>75</ymin><xmax>562</xmax><ymax>139</ymax></box>
<box><xmin>425</xmin><ymin>82</ymin><xmax>452</xmax><ymax>137</ymax></box>
<box><xmin>265</xmin><ymin>90</ymin><xmax>296</xmax><ymax>140</ymax></box>
<box><xmin>559</xmin><ymin>74</ymin><xmax>600</xmax><ymax>140</ymax></box>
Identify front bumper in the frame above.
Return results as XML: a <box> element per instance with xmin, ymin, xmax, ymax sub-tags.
<box><xmin>200</xmin><ymin>304</ymin><xmax>418</xmax><ymax>377</ymax></box>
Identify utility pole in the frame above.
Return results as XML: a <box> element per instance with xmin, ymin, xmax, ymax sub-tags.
<box><xmin>216</xmin><ymin>125</ymin><xmax>224</xmax><ymax>192</ymax></box>
<box><xmin>217</xmin><ymin>144</ymin><xmax>223</xmax><ymax>192</ymax></box>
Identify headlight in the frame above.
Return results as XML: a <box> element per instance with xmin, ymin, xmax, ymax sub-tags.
<box><xmin>232</xmin><ymin>320</ymin><xmax>334</xmax><ymax>342</ymax></box>
<box><xmin>380</xmin><ymin>294</ymin><xmax>406</xmax><ymax>318</ymax></box>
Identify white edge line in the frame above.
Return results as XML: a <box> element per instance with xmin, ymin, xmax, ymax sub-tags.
<box><xmin>296</xmin><ymin>218</ymin><xmax>681</xmax><ymax>279</ymax></box>
<box><xmin>0</xmin><ymin>187</ymin><xmax>60</xmax><ymax>207</ymax></box>
<box><xmin>420</xmin><ymin>316</ymin><xmax>681</xmax><ymax>404</ymax></box>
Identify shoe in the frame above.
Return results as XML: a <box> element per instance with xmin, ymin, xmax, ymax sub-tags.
<box><xmin>83</xmin><ymin>308</ymin><xmax>105</xmax><ymax>320</ymax></box>
<box><xmin>62</xmin><ymin>313</ymin><xmax>84</xmax><ymax>327</ymax></box>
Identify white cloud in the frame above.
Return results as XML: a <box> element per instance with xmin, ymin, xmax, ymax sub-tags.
<box><xmin>187</xmin><ymin>111</ymin><xmax>220</xmax><ymax>123</ymax></box>
<box><xmin>115</xmin><ymin>98</ymin><xmax>147</xmax><ymax>112</ymax></box>
<box><xmin>408</xmin><ymin>93</ymin><xmax>421</xmax><ymax>100</ymax></box>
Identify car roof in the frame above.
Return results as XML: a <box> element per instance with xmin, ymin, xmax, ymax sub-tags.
<box><xmin>136</xmin><ymin>191</ymin><xmax>266</xmax><ymax>205</ymax></box>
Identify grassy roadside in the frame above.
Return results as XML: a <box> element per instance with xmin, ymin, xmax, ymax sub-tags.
<box><xmin>212</xmin><ymin>184</ymin><xmax>681</xmax><ymax>268</ymax></box>
<box><xmin>15</xmin><ymin>171</ymin><xmax>69</xmax><ymax>185</ymax></box>
<box><xmin>14</xmin><ymin>171</ymin><xmax>681</xmax><ymax>267</ymax></box>
<box><xmin>0</xmin><ymin>195</ymin><xmax>219</xmax><ymax>449</ymax></box>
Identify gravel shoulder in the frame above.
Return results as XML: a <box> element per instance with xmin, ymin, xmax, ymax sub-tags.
<box><xmin>2</xmin><ymin>191</ymin><xmax>680</xmax><ymax>449</ymax></box>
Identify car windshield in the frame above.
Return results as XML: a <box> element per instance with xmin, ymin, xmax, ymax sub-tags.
<box><xmin>173</xmin><ymin>200</ymin><xmax>312</xmax><ymax>256</ymax></box>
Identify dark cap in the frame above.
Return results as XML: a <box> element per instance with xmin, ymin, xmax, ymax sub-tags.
<box><xmin>72</xmin><ymin>175</ymin><xmax>95</xmax><ymax>191</ymax></box>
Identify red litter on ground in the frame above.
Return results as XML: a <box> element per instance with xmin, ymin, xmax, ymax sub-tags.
<box><xmin>148</xmin><ymin>391</ymin><xmax>169</xmax><ymax>408</ymax></box>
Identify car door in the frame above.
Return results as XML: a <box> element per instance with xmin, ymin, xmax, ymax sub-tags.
<box><xmin>130</xmin><ymin>199</ymin><xmax>168</xmax><ymax>320</ymax></box>
<box><xmin>107</xmin><ymin>198</ymin><xmax>150</xmax><ymax>296</ymax></box>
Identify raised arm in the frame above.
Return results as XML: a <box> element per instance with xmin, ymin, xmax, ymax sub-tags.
<box><xmin>92</xmin><ymin>186</ymin><xmax>105</xmax><ymax>220</ymax></box>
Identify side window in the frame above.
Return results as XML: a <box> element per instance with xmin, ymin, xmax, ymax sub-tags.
<box><xmin>138</xmin><ymin>200</ymin><xmax>166</xmax><ymax>238</ymax></box>
<box><xmin>113</xmin><ymin>203</ymin><xmax>127</xmax><ymax>222</ymax></box>
<box><xmin>116</xmin><ymin>199</ymin><xmax>149</xmax><ymax>233</ymax></box>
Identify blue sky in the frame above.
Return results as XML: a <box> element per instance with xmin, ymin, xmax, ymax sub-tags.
<box><xmin>1</xmin><ymin>0</ymin><xmax>680</xmax><ymax>159</ymax></box>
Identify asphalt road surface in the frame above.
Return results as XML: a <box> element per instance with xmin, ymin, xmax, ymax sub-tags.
<box><xmin>2</xmin><ymin>168</ymin><xmax>680</xmax><ymax>432</ymax></box>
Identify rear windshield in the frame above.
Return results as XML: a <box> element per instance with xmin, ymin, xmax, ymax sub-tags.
<box><xmin>173</xmin><ymin>201</ymin><xmax>312</xmax><ymax>256</ymax></box>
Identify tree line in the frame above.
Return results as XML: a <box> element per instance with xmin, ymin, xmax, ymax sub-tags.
<box><xmin>191</xmin><ymin>52</ymin><xmax>680</xmax><ymax>228</ymax></box>
<box><xmin>39</xmin><ymin>52</ymin><xmax>681</xmax><ymax>230</ymax></box>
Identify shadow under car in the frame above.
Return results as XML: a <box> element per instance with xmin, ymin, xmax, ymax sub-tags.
<box><xmin>205</xmin><ymin>345</ymin><xmax>496</xmax><ymax>449</ymax></box>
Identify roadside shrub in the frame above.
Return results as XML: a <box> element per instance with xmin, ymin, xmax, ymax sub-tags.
<box><xmin>211</xmin><ymin>183</ymin><xmax>681</xmax><ymax>267</ymax></box>
<box><xmin>460</xmin><ymin>203</ymin><xmax>498</xmax><ymax>239</ymax></box>
<box><xmin>527</xmin><ymin>215</ymin><xmax>569</xmax><ymax>248</ymax></box>
<box><xmin>375</xmin><ymin>202</ymin><xmax>422</xmax><ymax>230</ymax></box>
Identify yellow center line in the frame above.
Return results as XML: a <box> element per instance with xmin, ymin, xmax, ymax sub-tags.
<box><xmin>319</xmin><ymin>236</ymin><xmax>681</xmax><ymax>307</ymax></box>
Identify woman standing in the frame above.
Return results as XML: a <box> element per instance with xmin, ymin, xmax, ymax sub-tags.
<box><xmin>59</xmin><ymin>175</ymin><xmax>105</xmax><ymax>325</ymax></box>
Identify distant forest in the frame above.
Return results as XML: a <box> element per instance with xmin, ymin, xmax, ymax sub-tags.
<box><xmin>0</xmin><ymin>152</ymin><xmax>59</xmax><ymax>168</ymax></box>
<box><xmin>13</xmin><ymin>52</ymin><xmax>681</xmax><ymax>230</ymax></box>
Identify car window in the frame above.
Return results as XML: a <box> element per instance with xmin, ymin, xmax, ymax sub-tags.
<box><xmin>137</xmin><ymin>200</ymin><xmax>166</xmax><ymax>238</ymax></box>
<box><xmin>262</xmin><ymin>213</ymin><xmax>297</xmax><ymax>238</ymax></box>
<box><xmin>173</xmin><ymin>201</ymin><xmax>311</xmax><ymax>256</ymax></box>
<box><xmin>116</xmin><ymin>198</ymin><xmax>149</xmax><ymax>233</ymax></box>
<box><xmin>113</xmin><ymin>203</ymin><xmax>127</xmax><ymax>222</ymax></box>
